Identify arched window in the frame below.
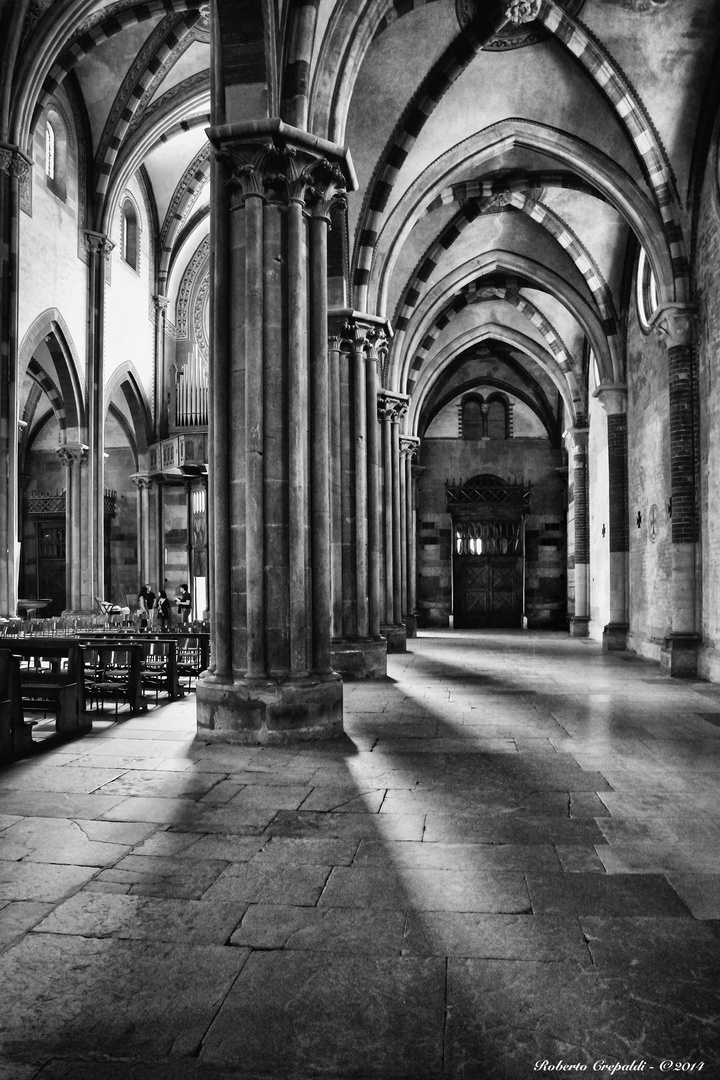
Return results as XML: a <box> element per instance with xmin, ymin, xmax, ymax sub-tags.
<box><xmin>637</xmin><ymin>247</ymin><xmax>658</xmax><ymax>330</ymax></box>
<box><xmin>122</xmin><ymin>200</ymin><xmax>139</xmax><ymax>271</ymax></box>
<box><xmin>462</xmin><ymin>398</ymin><xmax>484</xmax><ymax>441</ymax></box>
<box><xmin>45</xmin><ymin>122</ymin><xmax>55</xmax><ymax>180</ymax></box>
<box><xmin>486</xmin><ymin>397</ymin><xmax>509</xmax><ymax>440</ymax></box>
<box><xmin>44</xmin><ymin>109</ymin><xmax>67</xmax><ymax>201</ymax></box>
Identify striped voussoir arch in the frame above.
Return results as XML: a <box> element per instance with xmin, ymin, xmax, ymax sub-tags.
<box><xmin>153</xmin><ymin>114</ymin><xmax>211</xmax><ymax>148</ymax></box>
<box><xmin>26</xmin><ymin>359</ymin><xmax>67</xmax><ymax>433</ymax></box>
<box><xmin>94</xmin><ymin>12</ymin><xmax>201</xmax><ymax>207</ymax></box>
<box><xmin>158</xmin><ymin>143</ymin><xmax>211</xmax><ymax>287</ymax></box>
<box><xmin>43</xmin><ymin>0</ymin><xmax>202</xmax><ymax>96</ymax></box>
<box><xmin>395</xmin><ymin>174</ymin><xmax>614</xmax><ymax>334</ymax></box>
<box><xmin>405</xmin><ymin>281</ymin><xmax>580</xmax><ymax>403</ymax></box>
<box><xmin>535</xmin><ymin>0</ymin><xmax>687</xmax><ymax>297</ymax></box>
<box><xmin>352</xmin><ymin>5</ymin><xmax>509</xmax><ymax>297</ymax></box>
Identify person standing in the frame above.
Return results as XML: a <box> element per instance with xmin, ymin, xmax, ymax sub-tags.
<box><xmin>138</xmin><ymin>583</ymin><xmax>156</xmax><ymax>626</ymax></box>
<box><xmin>157</xmin><ymin>590</ymin><xmax>171</xmax><ymax>631</ymax></box>
<box><xmin>176</xmin><ymin>583</ymin><xmax>191</xmax><ymax>625</ymax></box>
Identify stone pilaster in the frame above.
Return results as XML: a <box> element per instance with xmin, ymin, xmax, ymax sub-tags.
<box><xmin>84</xmin><ymin>230</ymin><xmax>114</xmax><ymax>612</ymax></box>
<box><xmin>196</xmin><ymin>121</ymin><xmax>356</xmax><ymax>742</ymax></box>
<box><xmin>152</xmin><ymin>296</ymin><xmax>169</xmax><ymax>440</ymax></box>
<box><xmin>131</xmin><ymin>474</ymin><xmax>157</xmax><ymax>595</ymax></box>
<box><xmin>400</xmin><ymin>435</ymin><xmax>420</xmax><ymax>638</ymax></box>
<box><xmin>379</xmin><ymin>390</ymin><xmax>409</xmax><ymax>652</ymax></box>
<box><xmin>653</xmin><ymin>303</ymin><xmax>700</xmax><ymax>676</ymax></box>
<box><xmin>0</xmin><ymin>144</ymin><xmax>31</xmax><ymax>619</ymax></box>
<box><xmin>594</xmin><ymin>385</ymin><xmax>629</xmax><ymax>651</ymax></box>
<box><xmin>328</xmin><ymin>310</ymin><xmax>390</xmax><ymax>680</ymax></box>
<box><xmin>567</xmin><ymin>425</ymin><xmax>590</xmax><ymax>638</ymax></box>
<box><xmin>57</xmin><ymin>444</ymin><xmax>90</xmax><ymax>613</ymax></box>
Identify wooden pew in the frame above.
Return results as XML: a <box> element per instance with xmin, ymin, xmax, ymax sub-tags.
<box><xmin>0</xmin><ymin>648</ymin><xmax>34</xmax><ymax>763</ymax></box>
<box><xmin>12</xmin><ymin>639</ymin><xmax>90</xmax><ymax>737</ymax></box>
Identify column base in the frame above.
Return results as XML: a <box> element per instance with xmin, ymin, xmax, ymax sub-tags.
<box><xmin>660</xmin><ymin>634</ymin><xmax>700</xmax><ymax>678</ymax></box>
<box><xmin>196</xmin><ymin>672</ymin><xmax>344</xmax><ymax>745</ymax></box>
<box><xmin>569</xmin><ymin>616</ymin><xmax>590</xmax><ymax>638</ymax></box>
<box><xmin>330</xmin><ymin>638</ymin><xmax>387</xmax><ymax>680</ymax></box>
<box><xmin>404</xmin><ymin>614</ymin><xmax>418</xmax><ymax>639</ymax></box>
<box><xmin>381</xmin><ymin>623</ymin><xmax>406</xmax><ymax>653</ymax></box>
<box><xmin>602</xmin><ymin>622</ymin><xmax>628</xmax><ymax>651</ymax></box>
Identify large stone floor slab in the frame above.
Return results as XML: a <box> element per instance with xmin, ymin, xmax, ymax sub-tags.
<box><xmin>200</xmin><ymin>952</ymin><xmax>446</xmax><ymax>1077</ymax></box>
<box><xmin>0</xmin><ymin>630</ymin><xmax>719</xmax><ymax>1076</ymax></box>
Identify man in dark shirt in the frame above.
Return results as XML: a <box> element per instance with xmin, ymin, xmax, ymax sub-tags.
<box><xmin>176</xmin><ymin>583</ymin><xmax>191</xmax><ymax>624</ymax></box>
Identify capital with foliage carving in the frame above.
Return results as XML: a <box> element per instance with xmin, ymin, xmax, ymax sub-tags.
<box><xmin>131</xmin><ymin>473</ymin><xmax>153</xmax><ymax>490</ymax></box>
<box><xmin>593</xmin><ymin>384</ymin><xmax>627</xmax><ymax>416</ymax></box>
<box><xmin>0</xmin><ymin>142</ymin><xmax>32</xmax><ymax>181</ymax></box>
<box><xmin>378</xmin><ymin>390</ymin><xmax>409</xmax><ymax>424</ymax></box>
<box><xmin>84</xmin><ymin>230</ymin><xmax>114</xmax><ymax>258</ymax></box>
<box><xmin>651</xmin><ymin>303</ymin><xmax>697</xmax><ymax>350</ymax></box>
<box><xmin>328</xmin><ymin>310</ymin><xmax>392</xmax><ymax>361</ymax></box>
<box><xmin>56</xmin><ymin>445</ymin><xmax>88</xmax><ymax>468</ymax></box>
<box><xmin>209</xmin><ymin>119</ymin><xmax>357</xmax><ymax>212</ymax></box>
<box><xmin>400</xmin><ymin>435</ymin><xmax>420</xmax><ymax>460</ymax></box>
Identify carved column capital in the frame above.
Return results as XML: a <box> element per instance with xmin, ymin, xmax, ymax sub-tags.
<box><xmin>131</xmin><ymin>473</ymin><xmax>153</xmax><ymax>490</ymax></box>
<box><xmin>651</xmin><ymin>303</ymin><xmax>698</xmax><ymax>349</ymax></box>
<box><xmin>593</xmin><ymin>384</ymin><xmax>628</xmax><ymax>416</ymax></box>
<box><xmin>565</xmin><ymin>426</ymin><xmax>589</xmax><ymax>453</ymax></box>
<box><xmin>400</xmin><ymin>435</ymin><xmax>420</xmax><ymax>460</ymax></box>
<box><xmin>153</xmin><ymin>294</ymin><xmax>169</xmax><ymax>315</ymax></box>
<box><xmin>57</xmin><ymin>444</ymin><xmax>88</xmax><ymax>467</ymax></box>
<box><xmin>378</xmin><ymin>390</ymin><xmax>409</xmax><ymax>424</ymax></box>
<box><xmin>504</xmin><ymin>0</ymin><xmax>541</xmax><ymax>23</ymax></box>
<box><xmin>328</xmin><ymin>309</ymin><xmax>392</xmax><ymax>360</ymax></box>
<box><xmin>210</xmin><ymin>122</ymin><xmax>356</xmax><ymax>214</ymax></box>
<box><xmin>84</xmin><ymin>230</ymin><xmax>114</xmax><ymax>258</ymax></box>
<box><xmin>0</xmin><ymin>141</ymin><xmax>32</xmax><ymax>180</ymax></box>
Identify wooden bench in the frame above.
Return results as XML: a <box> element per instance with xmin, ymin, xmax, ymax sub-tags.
<box><xmin>12</xmin><ymin>639</ymin><xmax>90</xmax><ymax>737</ymax></box>
<box><xmin>0</xmin><ymin>649</ymin><xmax>34</xmax><ymax>763</ymax></box>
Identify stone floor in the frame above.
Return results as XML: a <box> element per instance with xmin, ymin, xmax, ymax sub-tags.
<box><xmin>1</xmin><ymin>630</ymin><xmax>719</xmax><ymax>1079</ymax></box>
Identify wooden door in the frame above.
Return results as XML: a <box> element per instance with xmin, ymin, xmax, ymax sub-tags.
<box><xmin>452</xmin><ymin>519</ymin><xmax>523</xmax><ymax>629</ymax></box>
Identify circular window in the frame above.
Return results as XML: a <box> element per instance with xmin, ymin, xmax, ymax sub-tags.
<box><xmin>636</xmin><ymin>247</ymin><xmax>658</xmax><ymax>331</ymax></box>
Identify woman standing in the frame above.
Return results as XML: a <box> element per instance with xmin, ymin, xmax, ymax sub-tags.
<box><xmin>138</xmin><ymin>583</ymin><xmax>156</xmax><ymax>627</ymax></box>
<box><xmin>157</xmin><ymin>590</ymin><xmax>171</xmax><ymax>631</ymax></box>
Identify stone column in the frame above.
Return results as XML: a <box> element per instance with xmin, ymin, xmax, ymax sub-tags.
<box><xmin>152</xmin><ymin>296</ymin><xmax>169</xmax><ymax>440</ymax></box>
<box><xmin>85</xmin><ymin>230</ymin><xmax>114</xmax><ymax>611</ymax></box>
<box><xmin>654</xmin><ymin>304</ymin><xmax>699</xmax><ymax>676</ymax></box>
<box><xmin>400</xmin><ymin>436</ymin><xmax>420</xmax><ymax>638</ymax></box>
<box><xmin>57</xmin><ymin>444</ymin><xmax>90</xmax><ymax>613</ymax></box>
<box><xmin>567</xmin><ymin>425</ymin><xmax>590</xmax><ymax>637</ymax></box>
<box><xmin>131</xmin><ymin>474</ymin><xmax>156</xmax><ymax>594</ymax></box>
<box><xmin>594</xmin><ymin>385</ymin><xmax>629</xmax><ymax>651</ymax></box>
<box><xmin>196</xmin><ymin>121</ymin><xmax>355</xmax><ymax>743</ymax></box>
<box><xmin>0</xmin><ymin>144</ymin><xmax>31</xmax><ymax>618</ymax></box>
<box><xmin>379</xmin><ymin>391</ymin><xmax>409</xmax><ymax>652</ymax></box>
<box><xmin>328</xmin><ymin>310</ymin><xmax>389</xmax><ymax>679</ymax></box>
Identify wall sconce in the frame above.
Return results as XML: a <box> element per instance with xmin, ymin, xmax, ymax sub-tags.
<box><xmin>636</xmin><ymin>511</ymin><xmax>643</xmax><ymax>528</ymax></box>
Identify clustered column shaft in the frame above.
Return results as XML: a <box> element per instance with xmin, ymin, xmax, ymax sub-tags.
<box><xmin>197</xmin><ymin>122</ymin><xmax>351</xmax><ymax>742</ymax></box>
<box><xmin>328</xmin><ymin>310</ymin><xmax>389</xmax><ymax>679</ymax></box>
<box><xmin>379</xmin><ymin>390</ymin><xmax>409</xmax><ymax>653</ymax></box>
